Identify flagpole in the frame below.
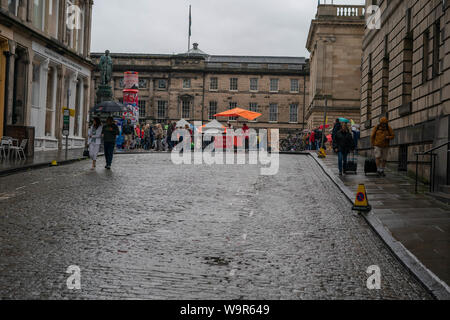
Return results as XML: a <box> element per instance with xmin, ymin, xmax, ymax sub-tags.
<box><xmin>188</xmin><ymin>5</ymin><xmax>192</xmax><ymax>52</ymax></box>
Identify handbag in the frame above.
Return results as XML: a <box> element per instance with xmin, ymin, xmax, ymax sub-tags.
<box><xmin>83</xmin><ymin>145</ymin><xmax>90</xmax><ymax>157</ymax></box>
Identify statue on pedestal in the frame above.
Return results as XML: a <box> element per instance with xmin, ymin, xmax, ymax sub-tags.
<box><xmin>99</xmin><ymin>50</ymin><xmax>113</xmax><ymax>85</ymax></box>
<box><xmin>96</xmin><ymin>50</ymin><xmax>114</xmax><ymax>103</ymax></box>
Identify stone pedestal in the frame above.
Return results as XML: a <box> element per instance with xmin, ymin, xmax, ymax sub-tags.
<box><xmin>96</xmin><ymin>84</ymin><xmax>113</xmax><ymax>104</ymax></box>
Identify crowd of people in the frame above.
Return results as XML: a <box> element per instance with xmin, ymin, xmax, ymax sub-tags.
<box><xmin>117</xmin><ymin>119</ymin><xmax>177</xmax><ymax>152</ymax></box>
<box><xmin>330</xmin><ymin>117</ymin><xmax>394</xmax><ymax>177</ymax></box>
<box><xmin>87</xmin><ymin>116</ymin><xmax>394</xmax><ymax>178</ymax></box>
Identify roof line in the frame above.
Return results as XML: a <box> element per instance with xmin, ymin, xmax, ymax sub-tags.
<box><xmin>90</xmin><ymin>52</ymin><xmax>306</xmax><ymax>59</ymax></box>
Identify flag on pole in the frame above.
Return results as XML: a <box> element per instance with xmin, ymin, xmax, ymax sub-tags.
<box><xmin>189</xmin><ymin>5</ymin><xmax>192</xmax><ymax>37</ymax></box>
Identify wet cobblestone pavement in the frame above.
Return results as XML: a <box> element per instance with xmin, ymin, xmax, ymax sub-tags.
<box><xmin>0</xmin><ymin>154</ymin><xmax>432</xmax><ymax>299</ymax></box>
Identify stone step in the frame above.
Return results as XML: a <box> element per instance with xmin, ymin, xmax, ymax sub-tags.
<box><xmin>439</xmin><ymin>185</ymin><xmax>450</xmax><ymax>194</ymax></box>
<box><xmin>427</xmin><ymin>192</ymin><xmax>450</xmax><ymax>205</ymax></box>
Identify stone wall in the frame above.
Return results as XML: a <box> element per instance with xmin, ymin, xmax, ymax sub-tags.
<box><xmin>306</xmin><ymin>4</ymin><xmax>365</xmax><ymax>130</ymax></box>
<box><xmin>360</xmin><ymin>0</ymin><xmax>449</xmax><ymax>185</ymax></box>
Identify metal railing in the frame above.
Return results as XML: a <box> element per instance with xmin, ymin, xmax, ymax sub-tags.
<box><xmin>415</xmin><ymin>141</ymin><xmax>450</xmax><ymax>193</ymax></box>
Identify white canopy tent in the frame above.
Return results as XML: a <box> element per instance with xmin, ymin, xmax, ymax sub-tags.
<box><xmin>176</xmin><ymin>119</ymin><xmax>190</xmax><ymax>128</ymax></box>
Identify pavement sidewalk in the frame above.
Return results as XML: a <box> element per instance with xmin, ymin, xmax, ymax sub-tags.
<box><xmin>311</xmin><ymin>151</ymin><xmax>450</xmax><ymax>300</ymax></box>
<box><xmin>0</xmin><ymin>148</ymin><xmax>173</xmax><ymax>176</ymax></box>
<box><xmin>0</xmin><ymin>148</ymin><xmax>88</xmax><ymax>176</ymax></box>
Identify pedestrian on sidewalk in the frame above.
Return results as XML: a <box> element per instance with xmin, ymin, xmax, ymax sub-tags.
<box><xmin>371</xmin><ymin>117</ymin><xmax>395</xmax><ymax>177</ymax></box>
<box><xmin>122</xmin><ymin>119</ymin><xmax>134</xmax><ymax>150</ymax></box>
<box><xmin>351</xmin><ymin>124</ymin><xmax>360</xmax><ymax>152</ymax></box>
<box><xmin>309</xmin><ymin>130</ymin><xmax>315</xmax><ymax>150</ymax></box>
<box><xmin>88</xmin><ymin>117</ymin><xmax>103</xmax><ymax>169</ymax></box>
<box><xmin>154</xmin><ymin>123</ymin><xmax>163</xmax><ymax>151</ymax></box>
<box><xmin>333</xmin><ymin>123</ymin><xmax>355</xmax><ymax>176</ymax></box>
<box><xmin>166</xmin><ymin>121</ymin><xmax>175</xmax><ymax>151</ymax></box>
<box><xmin>135</xmin><ymin>124</ymin><xmax>141</xmax><ymax>149</ymax></box>
<box><xmin>143</xmin><ymin>124</ymin><xmax>150</xmax><ymax>150</ymax></box>
<box><xmin>331</xmin><ymin>119</ymin><xmax>342</xmax><ymax>152</ymax></box>
<box><xmin>242</xmin><ymin>123</ymin><xmax>250</xmax><ymax>151</ymax></box>
<box><xmin>102</xmin><ymin>117</ymin><xmax>120</xmax><ymax>170</ymax></box>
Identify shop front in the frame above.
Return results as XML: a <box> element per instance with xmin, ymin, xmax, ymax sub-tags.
<box><xmin>0</xmin><ymin>25</ymin><xmax>13</xmax><ymax>138</ymax></box>
<box><xmin>31</xmin><ymin>41</ymin><xmax>91</xmax><ymax>151</ymax></box>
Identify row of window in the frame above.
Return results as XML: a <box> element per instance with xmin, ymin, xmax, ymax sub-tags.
<box><xmin>125</xmin><ymin>78</ymin><xmax>302</xmax><ymax>92</ymax></box>
<box><xmin>7</xmin><ymin>0</ymin><xmax>87</xmax><ymax>55</ymax></box>
<box><xmin>205</xmin><ymin>78</ymin><xmax>300</xmax><ymax>93</ymax></box>
<box><xmin>365</xmin><ymin>16</ymin><xmax>443</xmax><ymax>122</ymax></box>
<box><xmin>135</xmin><ymin>101</ymin><xmax>299</xmax><ymax>123</ymax></box>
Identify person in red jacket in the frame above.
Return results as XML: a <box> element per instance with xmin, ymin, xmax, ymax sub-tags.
<box><xmin>135</xmin><ymin>124</ymin><xmax>141</xmax><ymax>149</ymax></box>
<box><xmin>309</xmin><ymin>130</ymin><xmax>316</xmax><ymax>150</ymax></box>
<box><xmin>242</xmin><ymin>123</ymin><xmax>250</xmax><ymax>150</ymax></box>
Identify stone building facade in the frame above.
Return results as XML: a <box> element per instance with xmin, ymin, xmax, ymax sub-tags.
<box><xmin>91</xmin><ymin>44</ymin><xmax>309</xmax><ymax>134</ymax></box>
<box><xmin>0</xmin><ymin>0</ymin><xmax>94</xmax><ymax>152</ymax></box>
<box><xmin>306</xmin><ymin>4</ymin><xmax>366</xmax><ymax>130</ymax></box>
<box><xmin>360</xmin><ymin>0</ymin><xmax>449</xmax><ymax>186</ymax></box>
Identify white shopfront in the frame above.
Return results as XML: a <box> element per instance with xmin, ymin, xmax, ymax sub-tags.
<box><xmin>31</xmin><ymin>41</ymin><xmax>91</xmax><ymax>151</ymax></box>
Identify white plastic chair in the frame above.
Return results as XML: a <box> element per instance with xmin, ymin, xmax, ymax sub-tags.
<box><xmin>9</xmin><ymin>139</ymin><xmax>27</xmax><ymax>160</ymax></box>
<box><xmin>0</xmin><ymin>145</ymin><xmax>6</xmax><ymax>160</ymax></box>
<box><xmin>1</xmin><ymin>138</ymin><xmax>12</xmax><ymax>158</ymax></box>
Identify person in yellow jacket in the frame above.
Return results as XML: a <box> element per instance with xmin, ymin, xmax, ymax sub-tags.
<box><xmin>371</xmin><ymin>117</ymin><xmax>395</xmax><ymax>177</ymax></box>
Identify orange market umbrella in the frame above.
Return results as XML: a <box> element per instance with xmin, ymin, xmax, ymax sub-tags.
<box><xmin>214</xmin><ymin>108</ymin><xmax>262</xmax><ymax>121</ymax></box>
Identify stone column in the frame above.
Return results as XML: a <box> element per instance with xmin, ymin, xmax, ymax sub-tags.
<box><xmin>77</xmin><ymin>77</ymin><xmax>84</xmax><ymax>137</ymax></box>
<box><xmin>5</xmin><ymin>40</ymin><xmax>16</xmax><ymax>126</ymax></box>
<box><xmin>37</xmin><ymin>58</ymin><xmax>50</xmax><ymax>138</ymax></box>
<box><xmin>58</xmin><ymin>0</ymin><xmax>66</xmax><ymax>43</ymax></box>
<box><xmin>84</xmin><ymin>0</ymin><xmax>93</xmax><ymax>57</ymax></box>
<box><xmin>22</xmin><ymin>49</ymin><xmax>32</xmax><ymax>127</ymax></box>
<box><xmin>26</xmin><ymin>0</ymin><xmax>33</xmax><ymax>22</ymax></box>
<box><xmin>0</xmin><ymin>0</ymin><xmax>8</xmax><ymax>11</ymax></box>
<box><xmin>83</xmin><ymin>79</ymin><xmax>90</xmax><ymax>138</ymax></box>
<box><xmin>55</xmin><ymin>65</ymin><xmax>65</xmax><ymax>148</ymax></box>
<box><xmin>68</xmin><ymin>71</ymin><xmax>78</xmax><ymax>137</ymax></box>
<box><xmin>50</xmin><ymin>66</ymin><xmax>58</xmax><ymax>138</ymax></box>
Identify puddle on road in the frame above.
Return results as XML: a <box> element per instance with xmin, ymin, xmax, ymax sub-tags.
<box><xmin>204</xmin><ymin>256</ymin><xmax>231</xmax><ymax>266</ymax></box>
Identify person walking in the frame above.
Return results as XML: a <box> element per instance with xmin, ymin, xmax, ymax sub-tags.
<box><xmin>149</xmin><ymin>123</ymin><xmax>155</xmax><ymax>150</ymax></box>
<box><xmin>135</xmin><ymin>124</ymin><xmax>141</xmax><ymax>149</ymax></box>
<box><xmin>333</xmin><ymin>123</ymin><xmax>355</xmax><ymax>176</ymax></box>
<box><xmin>303</xmin><ymin>132</ymin><xmax>310</xmax><ymax>150</ymax></box>
<box><xmin>309</xmin><ymin>130</ymin><xmax>316</xmax><ymax>150</ymax></box>
<box><xmin>331</xmin><ymin>119</ymin><xmax>342</xmax><ymax>152</ymax></box>
<box><xmin>143</xmin><ymin>124</ymin><xmax>150</xmax><ymax>150</ymax></box>
<box><xmin>88</xmin><ymin>117</ymin><xmax>103</xmax><ymax>169</ymax></box>
<box><xmin>155</xmin><ymin>123</ymin><xmax>163</xmax><ymax>151</ymax></box>
<box><xmin>315</xmin><ymin>129</ymin><xmax>322</xmax><ymax>150</ymax></box>
<box><xmin>242</xmin><ymin>123</ymin><xmax>250</xmax><ymax>151</ymax></box>
<box><xmin>166</xmin><ymin>121</ymin><xmax>175</xmax><ymax>151</ymax></box>
<box><xmin>122</xmin><ymin>119</ymin><xmax>134</xmax><ymax>150</ymax></box>
<box><xmin>102</xmin><ymin>117</ymin><xmax>120</xmax><ymax>170</ymax></box>
<box><xmin>371</xmin><ymin>117</ymin><xmax>395</xmax><ymax>177</ymax></box>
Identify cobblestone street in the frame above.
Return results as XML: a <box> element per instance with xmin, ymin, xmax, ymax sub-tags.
<box><xmin>0</xmin><ymin>154</ymin><xmax>432</xmax><ymax>299</ymax></box>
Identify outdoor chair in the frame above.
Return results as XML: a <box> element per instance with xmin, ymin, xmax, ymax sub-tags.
<box><xmin>9</xmin><ymin>139</ymin><xmax>27</xmax><ymax>160</ymax></box>
<box><xmin>0</xmin><ymin>144</ymin><xmax>6</xmax><ymax>160</ymax></box>
<box><xmin>0</xmin><ymin>138</ymin><xmax>13</xmax><ymax>159</ymax></box>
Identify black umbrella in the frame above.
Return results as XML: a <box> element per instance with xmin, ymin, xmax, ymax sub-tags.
<box><xmin>90</xmin><ymin>101</ymin><xmax>127</xmax><ymax>113</ymax></box>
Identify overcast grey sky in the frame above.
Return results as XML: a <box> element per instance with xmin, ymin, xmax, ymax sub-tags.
<box><xmin>91</xmin><ymin>0</ymin><xmax>365</xmax><ymax>57</ymax></box>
